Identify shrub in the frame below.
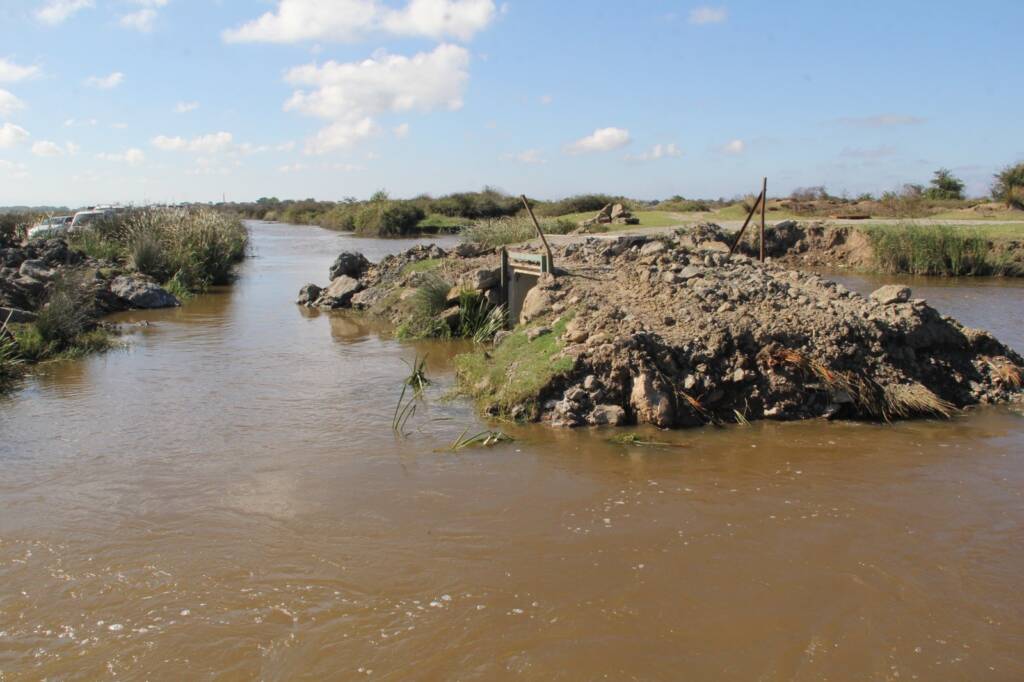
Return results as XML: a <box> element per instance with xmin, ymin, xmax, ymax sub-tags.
<box><xmin>354</xmin><ymin>201</ymin><xmax>426</xmax><ymax>237</ymax></box>
<box><xmin>13</xmin><ymin>325</ymin><xmax>53</xmax><ymax>362</ymax></box>
<box><xmin>461</xmin><ymin>216</ymin><xmax>573</xmax><ymax>248</ymax></box>
<box><xmin>397</xmin><ymin>274</ymin><xmax>452</xmax><ymax>339</ymax></box>
<box><xmin>992</xmin><ymin>162</ymin><xmax>1024</xmax><ymax>209</ymax></box>
<box><xmin>35</xmin><ymin>273</ymin><xmax>94</xmax><ymax>348</ymax></box>
<box><xmin>128</xmin><ymin>230</ymin><xmax>169</xmax><ymax>280</ymax></box>
<box><xmin>0</xmin><ymin>321</ymin><xmax>22</xmax><ymax>387</ymax></box>
<box><xmin>535</xmin><ymin>194</ymin><xmax>623</xmax><ymax>217</ymax></box>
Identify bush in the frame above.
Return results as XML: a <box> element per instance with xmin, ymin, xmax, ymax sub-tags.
<box><xmin>993</xmin><ymin>162</ymin><xmax>1024</xmax><ymax>209</ymax></box>
<box><xmin>397</xmin><ymin>274</ymin><xmax>452</xmax><ymax>339</ymax></box>
<box><xmin>535</xmin><ymin>194</ymin><xmax>623</xmax><ymax>217</ymax></box>
<box><xmin>461</xmin><ymin>216</ymin><xmax>573</xmax><ymax>248</ymax></box>
<box><xmin>70</xmin><ymin>207</ymin><xmax>248</xmax><ymax>290</ymax></box>
<box><xmin>0</xmin><ymin>322</ymin><xmax>22</xmax><ymax>387</ymax></box>
<box><xmin>354</xmin><ymin>201</ymin><xmax>426</xmax><ymax>237</ymax></box>
<box><xmin>35</xmin><ymin>273</ymin><xmax>94</xmax><ymax>348</ymax></box>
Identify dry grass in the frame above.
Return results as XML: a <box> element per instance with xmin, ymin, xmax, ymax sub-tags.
<box><xmin>985</xmin><ymin>356</ymin><xmax>1023</xmax><ymax>388</ymax></box>
<box><xmin>882</xmin><ymin>383</ymin><xmax>955</xmax><ymax>419</ymax></box>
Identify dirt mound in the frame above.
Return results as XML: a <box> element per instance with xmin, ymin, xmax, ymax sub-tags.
<box><xmin>308</xmin><ymin>235</ymin><xmax>1023</xmax><ymax>430</ymax></box>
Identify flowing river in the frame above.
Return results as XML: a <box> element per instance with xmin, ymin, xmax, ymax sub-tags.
<box><xmin>1</xmin><ymin>221</ymin><xmax>1023</xmax><ymax>680</ymax></box>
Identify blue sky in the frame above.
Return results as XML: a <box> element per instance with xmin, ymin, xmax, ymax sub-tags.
<box><xmin>0</xmin><ymin>0</ymin><xmax>1021</xmax><ymax>206</ymax></box>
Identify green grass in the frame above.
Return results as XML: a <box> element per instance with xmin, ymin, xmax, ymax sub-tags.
<box><xmin>461</xmin><ymin>216</ymin><xmax>575</xmax><ymax>248</ymax></box>
<box><xmin>456</xmin><ymin>314</ymin><xmax>575</xmax><ymax>417</ymax></box>
<box><xmin>400</xmin><ymin>258</ymin><xmax>442</xmax><ymax>275</ymax></box>
<box><xmin>864</xmin><ymin>224</ymin><xmax>1020</xmax><ymax>276</ymax></box>
<box><xmin>417</xmin><ymin>213</ymin><xmax>466</xmax><ymax>232</ymax></box>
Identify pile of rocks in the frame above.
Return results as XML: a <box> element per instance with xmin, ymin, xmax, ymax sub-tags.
<box><xmin>1</xmin><ymin>238</ymin><xmax>179</xmax><ymax>325</ymax></box>
<box><xmin>290</xmin><ymin>233</ymin><xmax>1023</xmax><ymax>430</ymax></box>
<box><xmin>577</xmin><ymin>203</ymin><xmax>640</xmax><ymax>230</ymax></box>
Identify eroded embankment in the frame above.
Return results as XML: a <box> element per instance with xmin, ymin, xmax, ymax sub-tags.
<box><xmin>727</xmin><ymin>220</ymin><xmax>1024</xmax><ymax>275</ymax></box>
<box><xmin>298</xmin><ymin>235</ymin><xmax>1023</xmax><ymax>429</ymax></box>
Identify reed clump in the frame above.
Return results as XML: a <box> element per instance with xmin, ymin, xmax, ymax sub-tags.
<box><xmin>461</xmin><ymin>216</ymin><xmax>574</xmax><ymax>249</ymax></box>
<box><xmin>71</xmin><ymin>207</ymin><xmax>248</xmax><ymax>291</ymax></box>
<box><xmin>866</xmin><ymin>224</ymin><xmax>1016</xmax><ymax>276</ymax></box>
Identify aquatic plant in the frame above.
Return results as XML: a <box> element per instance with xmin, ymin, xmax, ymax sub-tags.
<box><xmin>461</xmin><ymin>216</ymin><xmax>574</xmax><ymax>249</ymax></box>
<box><xmin>444</xmin><ymin>428</ymin><xmax>513</xmax><ymax>451</ymax></box>
<box><xmin>396</xmin><ymin>274</ymin><xmax>453</xmax><ymax>340</ymax></box>
<box><xmin>0</xmin><ymin>314</ymin><xmax>23</xmax><ymax>388</ymax></box>
<box><xmin>403</xmin><ymin>354</ymin><xmax>431</xmax><ymax>396</ymax></box>
<box><xmin>606</xmin><ymin>433</ymin><xmax>688</xmax><ymax>448</ymax></box>
<box><xmin>34</xmin><ymin>272</ymin><xmax>94</xmax><ymax>348</ymax></box>
<box><xmin>865</xmin><ymin>224</ymin><xmax>1012</xmax><ymax>276</ymax></box>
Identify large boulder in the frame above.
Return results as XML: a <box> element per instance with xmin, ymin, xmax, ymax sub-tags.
<box><xmin>318</xmin><ymin>275</ymin><xmax>363</xmax><ymax>309</ymax></box>
<box><xmin>329</xmin><ymin>251</ymin><xmax>370</xmax><ymax>280</ymax></box>
<box><xmin>630</xmin><ymin>371</ymin><xmax>674</xmax><ymax>427</ymax></box>
<box><xmin>110</xmin><ymin>274</ymin><xmax>180</xmax><ymax>309</ymax></box>
<box><xmin>19</xmin><ymin>259</ymin><xmax>54</xmax><ymax>281</ymax></box>
<box><xmin>296</xmin><ymin>283</ymin><xmax>322</xmax><ymax>307</ymax></box>
<box><xmin>870</xmin><ymin>284</ymin><xmax>912</xmax><ymax>305</ymax></box>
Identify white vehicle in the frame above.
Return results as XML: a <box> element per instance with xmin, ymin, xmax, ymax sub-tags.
<box><xmin>27</xmin><ymin>215</ymin><xmax>73</xmax><ymax>240</ymax></box>
<box><xmin>69</xmin><ymin>209</ymin><xmax>113</xmax><ymax>229</ymax></box>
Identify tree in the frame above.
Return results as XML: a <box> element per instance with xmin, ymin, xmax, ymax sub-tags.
<box><xmin>924</xmin><ymin>168</ymin><xmax>965</xmax><ymax>200</ymax></box>
<box><xmin>992</xmin><ymin>162</ymin><xmax>1024</xmax><ymax>209</ymax></box>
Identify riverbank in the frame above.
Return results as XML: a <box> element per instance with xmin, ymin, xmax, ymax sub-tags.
<box><xmin>298</xmin><ymin>233</ymin><xmax>1024</xmax><ymax>430</ymax></box>
<box><xmin>0</xmin><ymin>209</ymin><xmax>248</xmax><ymax>387</ymax></box>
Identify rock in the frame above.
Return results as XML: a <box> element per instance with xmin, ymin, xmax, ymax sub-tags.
<box><xmin>589</xmin><ymin>404</ymin><xmax>626</xmax><ymax>426</ymax></box>
<box><xmin>318</xmin><ymin>275</ymin><xmax>363</xmax><ymax>309</ymax></box>
<box><xmin>519</xmin><ymin>286</ymin><xmax>552</xmax><ymax>323</ymax></box>
<box><xmin>328</xmin><ymin>251</ymin><xmax>370</xmax><ymax>280</ymax></box>
<box><xmin>679</xmin><ymin>265</ymin><xmax>703</xmax><ymax>280</ymax></box>
<box><xmin>661</xmin><ymin>271</ymin><xmax>681</xmax><ymax>284</ymax></box>
<box><xmin>469</xmin><ymin>267</ymin><xmax>499</xmax><ymax>291</ymax></box>
<box><xmin>563</xmin><ymin>318</ymin><xmax>589</xmax><ymax>344</ymax></box>
<box><xmin>630</xmin><ymin>372</ymin><xmax>674</xmax><ymax>427</ymax></box>
<box><xmin>583</xmin><ymin>374</ymin><xmax>598</xmax><ymax>390</ymax></box>
<box><xmin>440</xmin><ymin>307</ymin><xmax>461</xmax><ymax>331</ymax></box>
<box><xmin>484</xmin><ymin>287</ymin><xmax>503</xmax><ymax>307</ymax></box>
<box><xmin>296</xmin><ymin>283</ymin><xmax>322</xmax><ymax>306</ymax></box>
<box><xmin>527</xmin><ymin>326</ymin><xmax>551</xmax><ymax>341</ymax></box>
<box><xmin>454</xmin><ymin>242</ymin><xmax>488</xmax><ymax>258</ymax></box>
<box><xmin>445</xmin><ymin>286</ymin><xmax>463</xmax><ymax>307</ymax></box>
<box><xmin>19</xmin><ymin>259</ymin><xmax>54</xmax><ymax>281</ymax></box>
<box><xmin>870</xmin><ymin>284</ymin><xmax>911</xmax><ymax>305</ymax></box>
<box><xmin>611</xmin><ymin>203</ymin><xmax>628</xmax><ymax>219</ymax></box>
<box><xmin>493</xmin><ymin>330</ymin><xmax>512</xmax><ymax>345</ymax></box>
<box><xmin>110</xmin><ymin>275</ymin><xmax>180</xmax><ymax>309</ymax></box>
<box><xmin>639</xmin><ymin>241</ymin><xmax>666</xmax><ymax>256</ymax></box>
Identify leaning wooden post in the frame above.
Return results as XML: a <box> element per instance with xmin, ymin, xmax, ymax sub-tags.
<box><xmin>520</xmin><ymin>194</ymin><xmax>555</xmax><ymax>273</ymax></box>
<box><xmin>728</xmin><ymin>189</ymin><xmax>764</xmax><ymax>256</ymax></box>
<box><xmin>759</xmin><ymin>176</ymin><xmax>767</xmax><ymax>262</ymax></box>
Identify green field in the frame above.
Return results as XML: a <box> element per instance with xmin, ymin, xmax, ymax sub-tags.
<box><xmin>555</xmin><ymin>210</ymin><xmax>687</xmax><ymax>228</ymax></box>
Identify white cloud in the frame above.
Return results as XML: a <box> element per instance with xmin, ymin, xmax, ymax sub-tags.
<box><xmin>0</xmin><ymin>58</ymin><xmax>42</xmax><ymax>83</ymax></box>
<box><xmin>721</xmin><ymin>139</ymin><xmax>745</xmax><ymax>154</ymax></box>
<box><xmin>174</xmin><ymin>101</ymin><xmax>200</xmax><ymax>113</ymax></box>
<box><xmin>689</xmin><ymin>6</ymin><xmax>727</xmax><ymax>24</ymax></box>
<box><xmin>284</xmin><ymin>43</ymin><xmax>469</xmax><ymax>154</ymax></box>
<box><xmin>627</xmin><ymin>142</ymin><xmax>682</xmax><ymax>161</ymax></box>
<box><xmin>151</xmin><ymin>131</ymin><xmax>234</xmax><ymax>153</ymax></box>
<box><xmin>504</xmin><ymin>148</ymin><xmax>546</xmax><ymax>164</ymax></box>
<box><xmin>36</xmin><ymin>0</ymin><xmax>94</xmax><ymax>25</ymax></box>
<box><xmin>278</xmin><ymin>163</ymin><xmax>307</xmax><ymax>174</ymax></box>
<box><xmin>85</xmin><ymin>72</ymin><xmax>125</xmax><ymax>89</ymax></box>
<box><xmin>65</xmin><ymin>118</ymin><xmax>98</xmax><ymax>127</ymax></box>
<box><xmin>0</xmin><ymin>122</ymin><xmax>30</xmax><ymax>149</ymax></box>
<box><xmin>276</xmin><ymin>141</ymin><xmax>296</xmax><ymax>152</ymax></box>
<box><xmin>836</xmin><ymin>114</ymin><xmax>925</xmax><ymax>128</ymax></box>
<box><xmin>32</xmin><ymin>140</ymin><xmax>63</xmax><ymax>157</ymax></box>
<box><xmin>0</xmin><ymin>89</ymin><xmax>26</xmax><ymax>117</ymax></box>
<box><xmin>565</xmin><ymin>127</ymin><xmax>631</xmax><ymax>155</ymax></box>
<box><xmin>120</xmin><ymin>9</ymin><xmax>157</xmax><ymax>32</ymax></box>
<box><xmin>96</xmin><ymin>148</ymin><xmax>145</xmax><ymax>165</ymax></box>
<box><xmin>224</xmin><ymin>0</ymin><xmax>496</xmax><ymax>43</ymax></box>
<box><xmin>393</xmin><ymin>122</ymin><xmax>410</xmax><ymax>138</ymax></box>
<box><xmin>0</xmin><ymin>159</ymin><xmax>30</xmax><ymax>180</ymax></box>
<box><xmin>110</xmin><ymin>122</ymin><xmax>128</xmax><ymax>129</ymax></box>
<box><xmin>31</xmin><ymin>140</ymin><xmax>79</xmax><ymax>157</ymax></box>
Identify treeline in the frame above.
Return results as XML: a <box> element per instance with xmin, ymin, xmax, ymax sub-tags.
<box><xmin>220</xmin><ymin>190</ymin><xmax>666</xmax><ymax>237</ymax></box>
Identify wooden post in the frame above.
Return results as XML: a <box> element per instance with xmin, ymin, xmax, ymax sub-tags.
<box><xmin>520</xmin><ymin>194</ymin><xmax>555</xmax><ymax>273</ymax></box>
<box><xmin>759</xmin><ymin>176</ymin><xmax>767</xmax><ymax>262</ymax></box>
<box><xmin>728</xmin><ymin>189</ymin><xmax>764</xmax><ymax>256</ymax></box>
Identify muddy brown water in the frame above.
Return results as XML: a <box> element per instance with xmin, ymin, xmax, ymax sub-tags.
<box><xmin>1</xmin><ymin>222</ymin><xmax>1023</xmax><ymax>680</ymax></box>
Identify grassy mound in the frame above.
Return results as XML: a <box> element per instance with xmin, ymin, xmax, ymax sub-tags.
<box><xmin>456</xmin><ymin>315</ymin><xmax>575</xmax><ymax>417</ymax></box>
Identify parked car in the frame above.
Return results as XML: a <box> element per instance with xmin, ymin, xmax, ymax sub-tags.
<box><xmin>69</xmin><ymin>209</ymin><xmax>113</xmax><ymax>229</ymax></box>
<box><xmin>27</xmin><ymin>215</ymin><xmax>73</xmax><ymax>240</ymax></box>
